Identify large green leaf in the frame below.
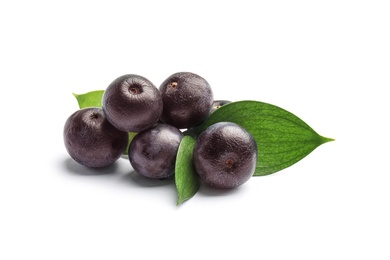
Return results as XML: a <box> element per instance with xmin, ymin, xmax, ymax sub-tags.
<box><xmin>194</xmin><ymin>101</ymin><xmax>334</xmax><ymax>176</ymax></box>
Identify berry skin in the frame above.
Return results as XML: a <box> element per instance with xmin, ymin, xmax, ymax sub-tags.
<box><xmin>128</xmin><ymin>124</ymin><xmax>183</xmax><ymax>179</ymax></box>
<box><xmin>63</xmin><ymin>107</ymin><xmax>128</xmax><ymax>168</ymax></box>
<box><xmin>159</xmin><ymin>72</ymin><xmax>213</xmax><ymax>129</ymax></box>
<box><xmin>210</xmin><ymin>100</ymin><xmax>231</xmax><ymax>114</ymax></box>
<box><xmin>102</xmin><ymin>74</ymin><xmax>163</xmax><ymax>132</ymax></box>
<box><xmin>193</xmin><ymin>122</ymin><xmax>257</xmax><ymax>189</ymax></box>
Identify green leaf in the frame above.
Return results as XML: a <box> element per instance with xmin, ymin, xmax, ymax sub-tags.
<box><xmin>73</xmin><ymin>90</ymin><xmax>104</xmax><ymax>109</ymax></box>
<box><xmin>175</xmin><ymin>134</ymin><xmax>200</xmax><ymax>205</ymax></box>
<box><xmin>194</xmin><ymin>100</ymin><xmax>334</xmax><ymax>176</ymax></box>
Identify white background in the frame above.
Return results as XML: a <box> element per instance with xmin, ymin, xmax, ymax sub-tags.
<box><xmin>1</xmin><ymin>1</ymin><xmax>389</xmax><ymax>259</ymax></box>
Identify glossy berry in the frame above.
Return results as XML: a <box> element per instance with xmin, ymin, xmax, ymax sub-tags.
<box><xmin>159</xmin><ymin>72</ymin><xmax>213</xmax><ymax>129</ymax></box>
<box><xmin>193</xmin><ymin>122</ymin><xmax>257</xmax><ymax>189</ymax></box>
<box><xmin>102</xmin><ymin>74</ymin><xmax>163</xmax><ymax>132</ymax></box>
<box><xmin>64</xmin><ymin>107</ymin><xmax>128</xmax><ymax>168</ymax></box>
<box><xmin>210</xmin><ymin>100</ymin><xmax>231</xmax><ymax>113</ymax></box>
<box><xmin>129</xmin><ymin>124</ymin><xmax>183</xmax><ymax>179</ymax></box>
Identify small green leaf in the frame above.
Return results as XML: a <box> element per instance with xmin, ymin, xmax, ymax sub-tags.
<box><xmin>175</xmin><ymin>134</ymin><xmax>200</xmax><ymax>205</ymax></box>
<box><xmin>194</xmin><ymin>100</ymin><xmax>334</xmax><ymax>176</ymax></box>
<box><xmin>73</xmin><ymin>90</ymin><xmax>104</xmax><ymax>109</ymax></box>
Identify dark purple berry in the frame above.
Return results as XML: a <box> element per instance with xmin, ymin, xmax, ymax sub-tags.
<box><xmin>63</xmin><ymin>107</ymin><xmax>128</xmax><ymax>168</ymax></box>
<box><xmin>210</xmin><ymin>100</ymin><xmax>231</xmax><ymax>113</ymax></box>
<box><xmin>129</xmin><ymin>124</ymin><xmax>183</xmax><ymax>179</ymax></box>
<box><xmin>193</xmin><ymin>122</ymin><xmax>257</xmax><ymax>189</ymax></box>
<box><xmin>159</xmin><ymin>72</ymin><xmax>213</xmax><ymax>129</ymax></box>
<box><xmin>102</xmin><ymin>74</ymin><xmax>163</xmax><ymax>132</ymax></box>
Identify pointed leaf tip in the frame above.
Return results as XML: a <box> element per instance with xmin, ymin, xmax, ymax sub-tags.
<box><xmin>72</xmin><ymin>90</ymin><xmax>104</xmax><ymax>109</ymax></box>
<box><xmin>320</xmin><ymin>136</ymin><xmax>335</xmax><ymax>144</ymax></box>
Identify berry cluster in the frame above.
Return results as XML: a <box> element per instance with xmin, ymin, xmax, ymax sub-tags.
<box><xmin>64</xmin><ymin>72</ymin><xmax>257</xmax><ymax>189</ymax></box>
